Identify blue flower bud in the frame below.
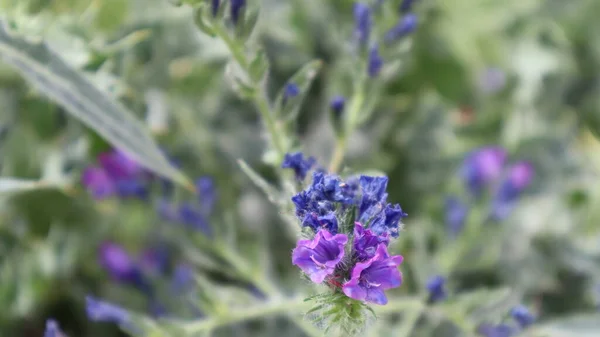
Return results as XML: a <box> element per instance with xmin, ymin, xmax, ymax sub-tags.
<box><xmin>353</xmin><ymin>3</ymin><xmax>372</xmax><ymax>45</ymax></box>
<box><xmin>284</xmin><ymin>83</ymin><xmax>300</xmax><ymax>100</ymax></box>
<box><xmin>86</xmin><ymin>296</ymin><xmax>130</xmax><ymax>325</ymax></box>
<box><xmin>445</xmin><ymin>196</ymin><xmax>469</xmax><ymax>236</ymax></box>
<box><xmin>510</xmin><ymin>305</ymin><xmax>535</xmax><ymax>328</ymax></box>
<box><xmin>399</xmin><ymin>0</ymin><xmax>417</xmax><ymax>13</ymax></box>
<box><xmin>330</xmin><ymin>96</ymin><xmax>346</xmax><ymax>117</ymax></box>
<box><xmin>44</xmin><ymin>320</ymin><xmax>61</xmax><ymax>337</ymax></box>
<box><xmin>230</xmin><ymin>0</ymin><xmax>246</xmax><ymax>25</ymax></box>
<box><xmin>367</xmin><ymin>45</ymin><xmax>383</xmax><ymax>78</ymax></box>
<box><xmin>426</xmin><ymin>275</ymin><xmax>447</xmax><ymax>303</ymax></box>
<box><xmin>384</xmin><ymin>14</ymin><xmax>418</xmax><ymax>43</ymax></box>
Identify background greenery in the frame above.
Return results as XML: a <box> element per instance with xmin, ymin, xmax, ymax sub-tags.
<box><xmin>1</xmin><ymin>0</ymin><xmax>600</xmax><ymax>336</ymax></box>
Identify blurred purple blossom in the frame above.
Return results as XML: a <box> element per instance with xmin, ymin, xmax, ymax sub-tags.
<box><xmin>461</xmin><ymin>147</ymin><xmax>508</xmax><ymax>195</ymax></box>
<box><xmin>44</xmin><ymin>320</ymin><xmax>61</xmax><ymax>337</ymax></box>
<box><xmin>445</xmin><ymin>196</ymin><xmax>469</xmax><ymax>236</ymax></box>
<box><xmin>367</xmin><ymin>45</ymin><xmax>383</xmax><ymax>77</ymax></box>
<box><xmin>490</xmin><ymin>162</ymin><xmax>534</xmax><ymax>220</ymax></box>
<box><xmin>353</xmin><ymin>3</ymin><xmax>372</xmax><ymax>46</ymax></box>
<box><xmin>384</xmin><ymin>13</ymin><xmax>418</xmax><ymax>43</ymax></box>
<box><xmin>86</xmin><ymin>296</ymin><xmax>130</xmax><ymax>325</ymax></box>
<box><xmin>510</xmin><ymin>305</ymin><xmax>535</xmax><ymax>328</ymax></box>
<box><xmin>426</xmin><ymin>275</ymin><xmax>447</xmax><ymax>303</ymax></box>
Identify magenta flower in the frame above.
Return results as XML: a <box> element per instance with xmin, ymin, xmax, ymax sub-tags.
<box><xmin>98</xmin><ymin>150</ymin><xmax>144</xmax><ymax>180</ymax></box>
<box><xmin>342</xmin><ymin>244</ymin><xmax>403</xmax><ymax>305</ymax></box>
<box><xmin>82</xmin><ymin>167</ymin><xmax>115</xmax><ymax>199</ymax></box>
<box><xmin>292</xmin><ymin>230</ymin><xmax>348</xmax><ymax>283</ymax></box>
<box><xmin>353</xmin><ymin>223</ymin><xmax>389</xmax><ymax>261</ymax></box>
<box><xmin>461</xmin><ymin>147</ymin><xmax>507</xmax><ymax>195</ymax></box>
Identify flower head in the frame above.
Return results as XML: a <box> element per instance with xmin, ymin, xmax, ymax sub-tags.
<box><xmin>196</xmin><ymin>176</ymin><xmax>217</xmax><ymax>215</ymax></box>
<box><xmin>399</xmin><ymin>0</ymin><xmax>417</xmax><ymax>13</ymax></box>
<box><xmin>353</xmin><ymin>223</ymin><xmax>389</xmax><ymax>261</ymax></box>
<box><xmin>178</xmin><ymin>202</ymin><xmax>212</xmax><ymax>235</ymax></box>
<box><xmin>98</xmin><ymin>242</ymin><xmax>151</xmax><ymax>294</ymax></box>
<box><xmin>353</xmin><ymin>3</ymin><xmax>372</xmax><ymax>45</ymax></box>
<box><xmin>98</xmin><ymin>150</ymin><xmax>144</xmax><ymax>180</ymax></box>
<box><xmin>426</xmin><ymin>275</ymin><xmax>447</xmax><ymax>303</ymax></box>
<box><xmin>342</xmin><ymin>244</ymin><xmax>403</xmax><ymax>305</ymax></box>
<box><xmin>282</xmin><ymin>152</ymin><xmax>317</xmax><ymax>181</ymax></box>
<box><xmin>86</xmin><ymin>296</ymin><xmax>130</xmax><ymax>325</ymax></box>
<box><xmin>292</xmin><ymin>230</ymin><xmax>348</xmax><ymax>283</ymax></box>
<box><xmin>384</xmin><ymin>14</ymin><xmax>418</xmax><ymax>43</ymax></box>
<box><xmin>44</xmin><ymin>319</ymin><xmax>62</xmax><ymax>337</ymax></box>
<box><xmin>510</xmin><ymin>305</ymin><xmax>535</xmax><ymax>328</ymax></box>
<box><xmin>367</xmin><ymin>45</ymin><xmax>383</xmax><ymax>78</ymax></box>
<box><xmin>461</xmin><ymin>147</ymin><xmax>508</xmax><ymax>195</ymax></box>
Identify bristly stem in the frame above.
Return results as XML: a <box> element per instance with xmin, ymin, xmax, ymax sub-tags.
<box><xmin>214</xmin><ymin>26</ymin><xmax>286</xmax><ymax>162</ymax></box>
<box><xmin>328</xmin><ymin>84</ymin><xmax>365</xmax><ymax>173</ymax></box>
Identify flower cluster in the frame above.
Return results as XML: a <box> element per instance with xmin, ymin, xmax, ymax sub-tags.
<box><xmin>284</xmin><ymin>155</ymin><xmax>407</xmax><ymax>306</ymax></box>
<box><xmin>446</xmin><ymin>146</ymin><xmax>535</xmax><ymax>234</ymax></box>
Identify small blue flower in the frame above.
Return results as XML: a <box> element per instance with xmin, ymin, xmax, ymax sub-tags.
<box><xmin>171</xmin><ymin>263</ymin><xmax>196</xmax><ymax>294</ymax></box>
<box><xmin>384</xmin><ymin>14</ymin><xmax>418</xmax><ymax>43</ymax></box>
<box><xmin>490</xmin><ymin>162</ymin><xmax>534</xmax><ymax>221</ymax></box>
<box><xmin>86</xmin><ymin>296</ymin><xmax>130</xmax><ymax>325</ymax></box>
<box><xmin>282</xmin><ymin>152</ymin><xmax>316</xmax><ymax>181</ymax></box>
<box><xmin>230</xmin><ymin>0</ymin><xmax>246</xmax><ymax>25</ymax></box>
<box><xmin>196</xmin><ymin>176</ymin><xmax>217</xmax><ymax>215</ymax></box>
<box><xmin>461</xmin><ymin>147</ymin><xmax>507</xmax><ymax>195</ymax></box>
<box><xmin>284</xmin><ymin>83</ymin><xmax>300</xmax><ymax>100</ymax></box>
<box><xmin>211</xmin><ymin>0</ymin><xmax>220</xmax><ymax>17</ymax></box>
<box><xmin>353</xmin><ymin>3</ymin><xmax>372</xmax><ymax>45</ymax></box>
<box><xmin>301</xmin><ymin>212</ymin><xmax>339</xmax><ymax>234</ymax></box>
<box><xmin>358</xmin><ymin>176</ymin><xmax>389</xmax><ymax>220</ymax></box>
<box><xmin>367</xmin><ymin>45</ymin><xmax>383</xmax><ymax>77</ymax></box>
<box><xmin>445</xmin><ymin>196</ymin><xmax>469</xmax><ymax>236</ymax></box>
<box><xmin>44</xmin><ymin>319</ymin><xmax>62</xmax><ymax>337</ymax></box>
<box><xmin>477</xmin><ymin>323</ymin><xmax>516</xmax><ymax>337</ymax></box>
<box><xmin>510</xmin><ymin>305</ymin><xmax>535</xmax><ymax>328</ymax></box>
<box><xmin>330</xmin><ymin>96</ymin><xmax>346</xmax><ymax>117</ymax></box>
<box><xmin>178</xmin><ymin>202</ymin><xmax>212</xmax><ymax>236</ymax></box>
<box><xmin>426</xmin><ymin>275</ymin><xmax>447</xmax><ymax>303</ymax></box>
<box><xmin>399</xmin><ymin>0</ymin><xmax>417</xmax><ymax>13</ymax></box>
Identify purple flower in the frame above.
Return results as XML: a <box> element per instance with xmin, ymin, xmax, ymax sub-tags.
<box><xmin>98</xmin><ymin>242</ymin><xmax>150</xmax><ymax>293</ymax></box>
<box><xmin>282</xmin><ymin>152</ymin><xmax>317</xmax><ymax>181</ymax></box>
<box><xmin>86</xmin><ymin>296</ymin><xmax>130</xmax><ymax>325</ymax></box>
<box><xmin>342</xmin><ymin>244</ymin><xmax>403</xmax><ymax>305</ymax></box>
<box><xmin>477</xmin><ymin>323</ymin><xmax>516</xmax><ymax>337</ymax></box>
<box><xmin>178</xmin><ymin>202</ymin><xmax>212</xmax><ymax>235</ymax></box>
<box><xmin>292</xmin><ymin>230</ymin><xmax>348</xmax><ymax>283</ymax></box>
<box><xmin>284</xmin><ymin>83</ymin><xmax>300</xmax><ymax>100</ymax></box>
<box><xmin>82</xmin><ymin>167</ymin><xmax>115</xmax><ymax>199</ymax></box>
<box><xmin>330</xmin><ymin>96</ymin><xmax>346</xmax><ymax>117</ymax></box>
<box><xmin>353</xmin><ymin>223</ymin><xmax>389</xmax><ymax>261</ymax></box>
<box><xmin>44</xmin><ymin>319</ymin><xmax>62</xmax><ymax>337</ymax></box>
<box><xmin>140</xmin><ymin>246</ymin><xmax>170</xmax><ymax>275</ymax></box>
<box><xmin>301</xmin><ymin>212</ymin><xmax>339</xmax><ymax>234</ymax></box>
<box><xmin>445</xmin><ymin>196</ymin><xmax>469</xmax><ymax>236</ymax></box>
<box><xmin>384</xmin><ymin>14</ymin><xmax>418</xmax><ymax>43</ymax></box>
<box><xmin>230</xmin><ymin>0</ymin><xmax>246</xmax><ymax>25</ymax></box>
<box><xmin>353</xmin><ymin>3</ymin><xmax>372</xmax><ymax>45</ymax></box>
<box><xmin>211</xmin><ymin>0</ymin><xmax>220</xmax><ymax>17</ymax></box>
<box><xmin>461</xmin><ymin>147</ymin><xmax>508</xmax><ymax>195</ymax></box>
<box><xmin>490</xmin><ymin>162</ymin><xmax>534</xmax><ymax>220</ymax></box>
<box><xmin>98</xmin><ymin>150</ymin><xmax>143</xmax><ymax>180</ymax></box>
<box><xmin>115</xmin><ymin>179</ymin><xmax>148</xmax><ymax>199</ymax></box>
<box><xmin>510</xmin><ymin>305</ymin><xmax>535</xmax><ymax>328</ymax></box>
<box><xmin>367</xmin><ymin>45</ymin><xmax>383</xmax><ymax>78</ymax></box>
<box><xmin>426</xmin><ymin>275</ymin><xmax>447</xmax><ymax>303</ymax></box>
<box><xmin>358</xmin><ymin>176</ymin><xmax>389</xmax><ymax>217</ymax></box>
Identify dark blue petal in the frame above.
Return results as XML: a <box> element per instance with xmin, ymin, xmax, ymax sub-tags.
<box><xmin>426</xmin><ymin>275</ymin><xmax>447</xmax><ymax>303</ymax></box>
<box><xmin>230</xmin><ymin>0</ymin><xmax>246</xmax><ymax>25</ymax></box>
<box><xmin>367</xmin><ymin>45</ymin><xmax>383</xmax><ymax>77</ymax></box>
<box><xmin>510</xmin><ymin>305</ymin><xmax>535</xmax><ymax>328</ymax></box>
<box><xmin>353</xmin><ymin>3</ymin><xmax>372</xmax><ymax>45</ymax></box>
<box><xmin>86</xmin><ymin>296</ymin><xmax>130</xmax><ymax>325</ymax></box>
<box><xmin>44</xmin><ymin>319</ymin><xmax>61</xmax><ymax>337</ymax></box>
<box><xmin>384</xmin><ymin>14</ymin><xmax>418</xmax><ymax>43</ymax></box>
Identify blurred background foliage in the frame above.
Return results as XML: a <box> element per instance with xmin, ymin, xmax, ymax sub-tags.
<box><xmin>0</xmin><ymin>0</ymin><xmax>600</xmax><ymax>336</ymax></box>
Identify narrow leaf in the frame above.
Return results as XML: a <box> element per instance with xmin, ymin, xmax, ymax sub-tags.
<box><xmin>237</xmin><ymin>159</ymin><xmax>281</xmax><ymax>205</ymax></box>
<box><xmin>0</xmin><ymin>177</ymin><xmax>58</xmax><ymax>196</ymax></box>
<box><xmin>0</xmin><ymin>20</ymin><xmax>192</xmax><ymax>189</ymax></box>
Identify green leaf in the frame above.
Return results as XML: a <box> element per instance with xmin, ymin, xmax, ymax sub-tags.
<box><xmin>0</xmin><ymin>20</ymin><xmax>192</xmax><ymax>189</ymax></box>
<box><xmin>275</xmin><ymin>60</ymin><xmax>323</xmax><ymax>122</ymax></box>
<box><xmin>531</xmin><ymin>314</ymin><xmax>600</xmax><ymax>337</ymax></box>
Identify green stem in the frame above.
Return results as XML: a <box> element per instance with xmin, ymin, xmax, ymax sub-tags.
<box><xmin>328</xmin><ymin>87</ymin><xmax>365</xmax><ymax>173</ymax></box>
<box><xmin>182</xmin><ymin>297</ymin><xmax>311</xmax><ymax>333</ymax></box>
<box><xmin>215</xmin><ymin>26</ymin><xmax>286</xmax><ymax>160</ymax></box>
